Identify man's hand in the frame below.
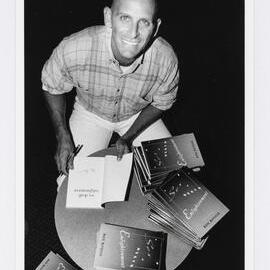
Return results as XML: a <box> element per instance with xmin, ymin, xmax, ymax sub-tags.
<box><xmin>115</xmin><ymin>106</ymin><xmax>163</xmax><ymax>160</ymax></box>
<box><xmin>115</xmin><ymin>137</ymin><xmax>130</xmax><ymax>161</ymax></box>
<box><xmin>43</xmin><ymin>91</ymin><xmax>75</xmax><ymax>175</ymax></box>
<box><xmin>55</xmin><ymin>135</ymin><xmax>75</xmax><ymax>175</ymax></box>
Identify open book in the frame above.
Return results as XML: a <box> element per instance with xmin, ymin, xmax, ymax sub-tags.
<box><xmin>66</xmin><ymin>153</ymin><xmax>133</xmax><ymax>209</ymax></box>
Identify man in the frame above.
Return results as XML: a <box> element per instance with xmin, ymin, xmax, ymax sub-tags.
<box><xmin>42</xmin><ymin>0</ymin><xmax>179</xmax><ymax>175</ymax></box>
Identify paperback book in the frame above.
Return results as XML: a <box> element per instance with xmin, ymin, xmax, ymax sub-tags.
<box><xmin>148</xmin><ymin>210</ymin><xmax>208</xmax><ymax>250</ymax></box>
<box><xmin>35</xmin><ymin>251</ymin><xmax>77</xmax><ymax>270</ymax></box>
<box><xmin>94</xmin><ymin>223</ymin><xmax>167</xmax><ymax>270</ymax></box>
<box><xmin>133</xmin><ymin>133</ymin><xmax>205</xmax><ymax>193</ymax></box>
<box><xmin>146</xmin><ymin>169</ymin><xmax>229</xmax><ymax>249</ymax></box>
<box><xmin>66</xmin><ymin>153</ymin><xmax>133</xmax><ymax>209</ymax></box>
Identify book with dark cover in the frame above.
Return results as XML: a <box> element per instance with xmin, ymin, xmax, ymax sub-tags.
<box><xmin>170</xmin><ymin>133</ymin><xmax>205</xmax><ymax>169</ymax></box>
<box><xmin>141</xmin><ymin>137</ymin><xmax>187</xmax><ymax>176</ymax></box>
<box><xmin>133</xmin><ymin>157</ymin><xmax>170</xmax><ymax>195</ymax></box>
<box><xmin>94</xmin><ymin>223</ymin><xmax>166</xmax><ymax>270</ymax></box>
<box><xmin>148</xmin><ymin>212</ymin><xmax>208</xmax><ymax>250</ymax></box>
<box><xmin>132</xmin><ymin>133</ymin><xmax>228</xmax><ymax>249</ymax></box>
<box><xmin>133</xmin><ymin>133</ymin><xmax>205</xmax><ymax>194</ymax></box>
<box><xmin>35</xmin><ymin>251</ymin><xmax>77</xmax><ymax>270</ymax></box>
<box><xmin>140</xmin><ymin>133</ymin><xmax>205</xmax><ymax>176</ymax></box>
<box><xmin>148</xmin><ymin>169</ymin><xmax>229</xmax><ymax>239</ymax></box>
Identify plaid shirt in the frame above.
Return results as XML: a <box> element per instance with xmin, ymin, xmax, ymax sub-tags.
<box><xmin>41</xmin><ymin>26</ymin><xmax>179</xmax><ymax>122</ymax></box>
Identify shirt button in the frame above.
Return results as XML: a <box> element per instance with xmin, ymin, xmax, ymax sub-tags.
<box><xmin>113</xmin><ymin>114</ymin><xmax>116</xmax><ymax>117</ymax></box>
<box><xmin>117</xmin><ymin>89</ymin><xmax>120</xmax><ymax>92</ymax></box>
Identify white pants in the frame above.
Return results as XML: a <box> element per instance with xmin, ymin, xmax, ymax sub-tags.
<box><xmin>69</xmin><ymin>101</ymin><xmax>172</xmax><ymax>157</ymax></box>
<box><xmin>56</xmin><ymin>101</ymin><xmax>171</xmax><ymax>190</ymax></box>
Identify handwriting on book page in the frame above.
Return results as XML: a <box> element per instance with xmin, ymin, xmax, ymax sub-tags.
<box><xmin>66</xmin><ymin>157</ymin><xmax>104</xmax><ymax>208</ymax></box>
<box><xmin>72</xmin><ymin>168</ymin><xmax>99</xmax><ymax>199</ymax></box>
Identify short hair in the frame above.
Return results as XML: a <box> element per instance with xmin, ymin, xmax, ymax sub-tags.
<box><xmin>108</xmin><ymin>0</ymin><xmax>160</xmax><ymax>21</ymax></box>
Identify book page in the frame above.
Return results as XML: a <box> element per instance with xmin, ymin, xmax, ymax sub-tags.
<box><xmin>66</xmin><ymin>157</ymin><xmax>105</xmax><ymax>209</ymax></box>
<box><xmin>102</xmin><ymin>153</ymin><xmax>133</xmax><ymax>205</ymax></box>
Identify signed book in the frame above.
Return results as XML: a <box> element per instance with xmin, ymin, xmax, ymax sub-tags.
<box><xmin>35</xmin><ymin>251</ymin><xmax>77</xmax><ymax>270</ymax></box>
<box><xmin>133</xmin><ymin>133</ymin><xmax>205</xmax><ymax>193</ymax></box>
<box><xmin>94</xmin><ymin>223</ymin><xmax>166</xmax><ymax>270</ymax></box>
<box><xmin>66</xmin><ymin>153</ymin><xmax>133</xmax><ymax>209</ymax></box>
<box><xmin>146</xmin><ymin>169</ymin><xmax>229</xmax><ymax>248</ymax></box>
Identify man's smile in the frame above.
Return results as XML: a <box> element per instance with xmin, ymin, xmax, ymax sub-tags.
<box><xmin>122</xmin><ymin>39</ymin><xmax>140</xmax><ymax>45</ymax></box>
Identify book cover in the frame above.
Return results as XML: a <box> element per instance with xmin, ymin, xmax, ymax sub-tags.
<box><xmin>35</xmin><ymin>251</ymin><xmax>77</xmax><ymax>270</ymax></box>
<box><xmin>172</xmin><ymin>133</ymin><xmax>205</xmax><ymax>169</ymax></box>
<box><xmin>141</xmin><ymin>137</ymin><xmax>187</xmax><ymax>175</ymax></box>
<box><xmin>94</xmin><ymin>223</ymin><xmax>166</xmax><ymax>270</ymax></box>
<box><xmin>140</xmin><ymin>133</ymin><xmax>205</xmax><ymax>176</ymax></box>
<box><xmin>153</xmin><ymin>169</ymin><xmax>229</xmax><ymax>238</ymax></box>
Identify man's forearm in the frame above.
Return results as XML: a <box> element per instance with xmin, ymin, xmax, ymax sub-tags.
<box><xmin>43</xmin><ymin>91</ymin><xmax>71</xmax><ymax>139</ymax></box>
<box><xmin>121</xmin><ymin>105</ymin><xmax>163</xmax><ymax>143</ymax></box>
<box><xmin>43</xmin><ymin>91</ymin><xmax>75</xmax><ymax>173</ymax></box>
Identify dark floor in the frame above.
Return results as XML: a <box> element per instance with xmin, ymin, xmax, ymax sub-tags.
<box><xmin>25</xmin><ymin>113</ymin><xmax>244</xmax><ymax>270</ymax></box>
<box><xmin>24</xmin><ymin>146</ymin><xmax>81</xmax><ymax>269</ymax></box>
<box><xmin>25</xmin><ymin>1</ymin><xmax>244</xmax><ymax>269</ymax></box>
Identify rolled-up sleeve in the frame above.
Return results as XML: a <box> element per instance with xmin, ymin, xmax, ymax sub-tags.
<box><xmin>151</xmin><ymin>56</ymin><xmax>179</xmax><ymax>111</ymax></box>
<box><xmin>41</xmin><ymin>40</ymin><xmax>74</xmax><ymax>94</ymax></box>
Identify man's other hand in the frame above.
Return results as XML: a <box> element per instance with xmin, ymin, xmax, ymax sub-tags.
<box><xmin>55</xmin><ymin>135</ymin><xmax>75</xmax><ymax>175</ymax></box>
<box><xmin>115</xmin><ymin>137</ymin><xmax>130</xmax><ymax>161</ymax></box>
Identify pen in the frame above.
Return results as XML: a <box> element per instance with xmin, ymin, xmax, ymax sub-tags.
<box><xmin>71</xmin><ymin>144</ymin><xmax>83</xmax><ymax>158</ymax></box>
<box><xmin>59</xmin><ymin>144</ymin><xmax>83</xmax><ymax>176</ymax></box>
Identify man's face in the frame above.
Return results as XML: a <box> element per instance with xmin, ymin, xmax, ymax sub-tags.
<box><xmin>104</xmin><ymin>0</ymin><xmax>161</xmax><ymax>65</ymax></box>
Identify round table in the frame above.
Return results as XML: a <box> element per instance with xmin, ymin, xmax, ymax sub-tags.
<box><xmin>54</xmin><ymin>148</ymin><xmax>192</xmax><ymax>270</ymax></box>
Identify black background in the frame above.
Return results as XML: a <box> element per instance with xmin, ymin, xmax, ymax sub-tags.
<box><xmin>25</xmin><ymin>0</ymin><xmax>244</xmax><ymax>269</ymax></box>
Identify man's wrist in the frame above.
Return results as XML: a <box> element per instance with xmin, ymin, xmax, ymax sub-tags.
<box><xmin>121</xmin><ymin>134</ymin><xmax>135</xmax><ymax>145</ymax></box>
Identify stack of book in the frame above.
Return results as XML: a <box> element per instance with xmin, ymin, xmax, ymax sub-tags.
<box><xmin>94</xmin><ymin>223</ymin><xmax>167</xmax><ymax>270</ymax></box>
<box><xmin>146</xmin><ymin>168</ymin><xmax>229</xmax><ymax>249</ymax></box>
<box><xmin>133</xmin><ymin>133</ymin><xmax>229</xmax><ymax>249</ymax></box>
<box><xmin>133</xmin><ymin>133</ymin><xmax>205</xmax><ymax>194</ymax></box>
